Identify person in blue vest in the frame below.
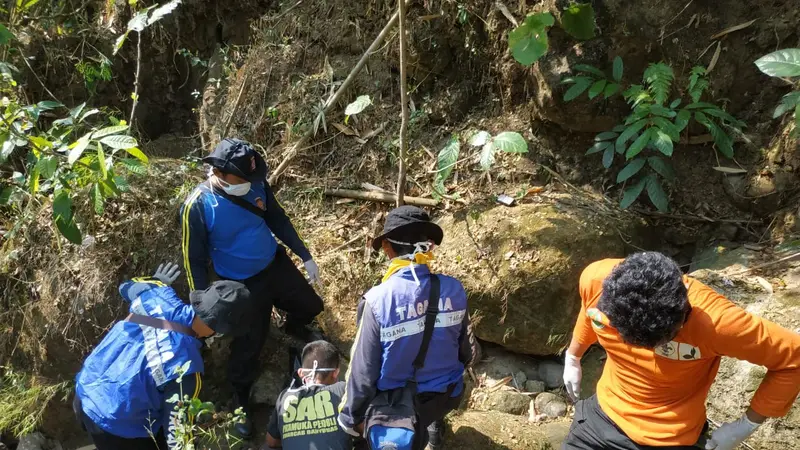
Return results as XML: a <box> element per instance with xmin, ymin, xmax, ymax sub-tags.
<box><xmin>73</xmin><ymin>263</ymin><xmax>253</xmax><ymax>450</ymax></box>
<box><xmin>180</xmin><ymin>138</ymin><xmax>325</xmax><ymax>437</ymax></box>
<box><xmin>338</xmin><ymin>206</ymin><xmax>480</xmax><ymax>450</ymax></box>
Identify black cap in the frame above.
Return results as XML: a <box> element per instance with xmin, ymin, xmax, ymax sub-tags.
<box><xmin>371</xmin><ymin>205</ymin><xmax>444</xmax><ymax>250</ymax></box>
<box><xmin>203</xmin><ymin>138</ymin><xmax>268</xmax><ymax>182</ymax></box>
<box><xmin>189</xmin><ymin>280</ymin><xmax>253</xmax><ymax>337</ymax></box>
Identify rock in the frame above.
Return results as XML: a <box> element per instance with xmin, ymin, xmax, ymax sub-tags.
<box><xmin>473</xmin><ymin>345</ymin><xmax>539</xmax><ymax>385</ymax></box>
<box><xmin>435</xmin><ymin>197</ymin><xmax>638</xmax><ymax>355</ymax></box>
<box><xmin>447</xmin><ymin>411</ymin><xmax>553</xmax><ymax>449</ymax></box>
<box><xmin>538</xmin><ymin>360</ymin><xmax>565</xmax><ymax>389</ymax></box>
<box><xmin>690</xmin><ymin>243</ymin><xmax>761</xmax><ymax>272</ymax></box>
<box><xmin>534</xmin><ymin>392</ymin><xmax>568</xmax><ymax>418</ymax></box>
<box><xmin>486</xmin><ymin>390</ymin><xmax>532</xmax><ymax>415</ymax></box>
<box><xmin>525</xmin><ymin>380</ymin><xmax>546</xmax><ymax>394</ymax></box>
<box><xmin>16</xmin><ymin>433</ymin><xmax>61</xmax><ymax>450</ymax></box>
<box><xmin>514</xmin><ymin>370</ymin><xmax>528</xmax><ymax>386</ymax></box>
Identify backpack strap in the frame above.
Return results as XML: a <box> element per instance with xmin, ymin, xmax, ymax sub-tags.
<box><xmin>126</xmin><ymin>313</ymin><xmax>197</xmax><ymax>338</ymax></box>
<box><xmin>412</xmin><ymin>274</ymin><xmax>441</xmax><ymax>372</ymax></box>
<box><xmin>206</xmin><ymin>180</ymin><xmax>266</xmax><ymax>219</ymax></box>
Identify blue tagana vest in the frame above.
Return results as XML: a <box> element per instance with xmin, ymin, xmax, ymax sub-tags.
<box><xmin>75</xmin><ymin>281</ymin><xmax>203</xmax><ymax>438</ymax></box>
<box><xmin>363</xmin><ymin>264</ymin><xmax>467</xmax><ymax>394</ymax></box>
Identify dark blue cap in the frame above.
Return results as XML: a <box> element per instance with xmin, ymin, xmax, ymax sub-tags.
<box><xmin>203</xmin><ymin>138</ymin><xmax>268</xmax><ymax>183</ymax></box>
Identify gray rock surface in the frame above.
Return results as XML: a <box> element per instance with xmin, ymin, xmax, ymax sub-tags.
<box><xmin>525</xmin><ymin>380</ymin><xmax>546</xmax><ymax>394</ymax></box>
<box><xmin>538</xmin><ymin>360</ymin><xmax>565</xmax><ymax>389</ymax></box>
<box><xmin>487</xmin><ymin>390</ymin><xmax>531</xmax><ymax>415</ymax></box>
<box><xmin>534</xmin><ymin>392</ymin><xmax>568</xmax><ymax>418</ymax></box>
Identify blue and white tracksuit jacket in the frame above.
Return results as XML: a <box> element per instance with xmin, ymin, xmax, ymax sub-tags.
<box><xmin>75</xmin><ymin>278</ymin><xmax>203</xmax><ymax>441</ymax></box>
<box><xmin>338</xmin><ymin>264</ymin><xmax>474</xmax><ymax>432</ymax></box>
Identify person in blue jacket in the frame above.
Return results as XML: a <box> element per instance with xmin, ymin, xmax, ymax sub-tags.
<box><xmin>338</xmin><ymin>206</ymin><xmax>480</xmax><ymax>450</ymax></box>
<box><xmin>180</xmin><ymin>138</ymin><xmax>325</xmax><ymax>436</ymax></box>
<box><xmin>73</xmin><ymin>262</ymin><xmax>252</xmax><ymax>450</ymax></box>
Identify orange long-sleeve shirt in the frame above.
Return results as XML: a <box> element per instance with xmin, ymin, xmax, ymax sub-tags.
<box><xmin>573</xmin><ymin>259</ymin><xmax>800</xmax><ymax>446</ymax></box>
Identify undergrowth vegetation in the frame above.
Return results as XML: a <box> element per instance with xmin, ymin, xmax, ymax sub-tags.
<box><xmin>755</xmin><ymin>48</ymin><xmax>800</xmax><ymax>137</ymax></box>
<box><xmin>0</xmin><ymin>368</ymin><xmax>70</xmax><ymax>436</ymax></box>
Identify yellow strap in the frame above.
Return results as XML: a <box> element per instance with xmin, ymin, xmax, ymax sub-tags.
<box><xmin>182</xmin><ymin>190</ymin><xmax>202</xmax><ymax>291</ymax></box>
<box><xmin>192</xmin><ymin>372</ymin><xmax>202</xmax><ymax>399</ymax></box>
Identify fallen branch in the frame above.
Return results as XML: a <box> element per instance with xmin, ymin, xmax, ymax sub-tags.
<box><xmin>396</xmin><ymin>0</ymin><xmax>410</xmax><ymax>207</ymax></box>
<box><xmin>219</xmin><ymin>72</ymin><xmax>250</xmax><ymax>142</ymax></box>
<box><xmin>325</xmin><ymin>189</ymin><xmax>438</xmax><ymax>207</ymax></box>
<box><xmin>269</xmin><ymin>0</ymin><xmax>413</xmax><ymax>185</ymax></box>
<box><xmin>130</xmin><ymin>32</ymin><xmax>143</xmax><ymax>127</ymax></box>
<box><xmin>495</xmin><ymin>2</ymin><xmax>518</xmax><ymax>27</ymax></box>
<box><xmin>632</xmin><ymin>209</ymin><xmax>755</xmax><ymax>224</ymax></box>
<box><xmin>710</xmin><ymin>19</ymin><xmax>757</xmax><ymax>40</ymax></box>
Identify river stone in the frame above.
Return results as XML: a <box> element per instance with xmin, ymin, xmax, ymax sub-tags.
<box><xmin>525</xmin><ymin>380</ymin><xmax>546</xmax><ymax>393</ymax></box>
<box><xmin>435</xmin><ymin>198</ymin><xmax>636</xmax><ymax>355</ymax></box>
<box><xmin>16</xmin><ymin>433</ymin><xmax>61</xmax><ymax>450</ymax></box>
<box><xmin>487</xmin><ymin>390</ymin><xmax>531</xmax><ymax>415</ymax></box>
<box><xmin>514</xmin><ymin>370</ymin><xmax>528</xmax><ymax>386</ymax></box>
<box><xmin>538</xmin><ymin>360</ymin><xmax>565</xmax><ymax>389</ymax></box>
<box><xmin>534</xmin><ymin>392</ymin><xmax>568</xmax><ymax>418</ymax></box>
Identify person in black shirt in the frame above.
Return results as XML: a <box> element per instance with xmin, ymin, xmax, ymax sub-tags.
<box><xmin>265</xmin><ymin>341</ymin><xmax>353</xmax><ymax>450</ymax></box>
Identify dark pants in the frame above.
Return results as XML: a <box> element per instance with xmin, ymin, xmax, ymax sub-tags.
<box><xmin>227</xmin><ymin>246</ymin><xmax>324</xmax><ymax>400</ymax></box>
<box><xmin>414</xmin><ymin>385</ymin><xmax>464</xmax><ymax>450</ymax></box>
<box><xmin>562</xmin><ymin>395</ymin><xmax>707</xmax><ymax>450</ymax></box>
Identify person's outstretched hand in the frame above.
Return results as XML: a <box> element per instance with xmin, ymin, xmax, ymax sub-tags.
<box><xmin>705</xmin><ymin>415</ymin><xmax>760</xmax><ymax>450</ymax></box>
<box><xmin>153</xmin><ymin>262</ymin><xmax>181</xmax><ymax>286</ymax></box>
<box><xmin>563</xmin><ymin>352</ymin><xmax>582</xmax><ymax>402</ymax></box>
<box><xmin>304</xmin><ymin>259</ymin><xmax>321</xmax><ymax>285</ymax></box>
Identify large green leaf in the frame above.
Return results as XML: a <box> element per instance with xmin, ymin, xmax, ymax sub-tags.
<box><xmin>92</xmin><ymin>125</ymin><xmax>129</xmax><ymax>139</ymax></box>
<box><xmin>563</xmin><ymin>76</ymin><xmax>593</xmax><ymax>101</ymax></box>
<box><xmin>99</xmin><ymin>134</ymin><xmax>138</xmax><ymax>150</ymax></box>
<box><xmin>647</xmin><ymin>156</ymin><xmax>676</xmax><ymax>180</ymax></box>
<box><xmin>755</xmin><ymin>49</ymin><xmax>800</xmax><ymax>78</ymax></box>
<box><xmin>91</xmin><ymin>184</ymin><xmax>105</xmax><ymax>215</ymax></box>
<box><xmin>53</xmin><ymin>190</ymin><xmax>73</xmax><ymax>221</ymax></box>
<box><xmin>586</xmin><ymin>141</ymin><xmax>611</xmax><ymax>155</ymax></box>
<box><xmin>121</xmin><ymin>158</ymin><xmax>148</xmax><ymax>175</ymax></box>
<box><xmin>0</xmin><ymin>24</ymin><xmax>14</xmax><ymax>45</ymax></box>
<box><xmin>603</xmin><ymin>83</ymin><xmax>620</xmax><ymax>98</ymax></box>
<box><xmin>626</xmin><ymin>127</ymin><xmax>654</xmax><ymax>159</ymax></box>
<box><xmin>643</xmin><ymin>63</ymin><xmax>674</xmax><ymax>106</ymax></box>
<box><xmin>37</xmin><ymin>101</ymin><xmax>63</xmax><ymax>111</ymax></box>
<box><xmin>97</xmin><ymin>144</ymin><xmax>107</xmax><ymax>177</ymax></box>
<box><xmin>29</xmin><ymin>167</ymin><xmax>40</xmax><ymax>194</ymax></box>
<box><xmin>125</xmin><ymin>147</ymin><xmax>149</xmax><ymax>163</ymax></box>
<box><xmin>695</xmin><ymin>111</ymin><xmax>734</xmax><ymax>158</ymax></box>
<box><xmin>479</xmin><ymin>142</ymin><xmax>496</xmax><ymax>171</ymax></box>
<box><xmin>508</xmin><ymin>12</ymin><xmax>555</xmax><ymax>66</ymax></box>
<box><xmin>588</xmin><ymin>79</ymin><xmax>607</xmax><ymax>99</ymax></box>
<box><xmin>0</xmin><ymin>134</ymin><xmax>14</xmax><ymax>163</ymax></box>
<box><xmin>651</xmin><ymin>129</ymin><xmax>674</xmax><ymax>156</ymax></box>
<box><xmin>573</xmin><ymin>64</ymin><xmax>605</xmax><ymax>78</ymax></box>
<box><xmin>774</xmin><ymin>92</ymin><xmax>800</xmax><ymax>118</ymax></box>
<box><xmin>675</xmin><ymin>109</ymin><xmax>691</xmax><ymax>132</ymax></box>
<box><xmin>646</xmin><ymin>175</ymin><xmax>669</xmax><ymax>212</ymax></box>
<box><xmin>493</xmin><ymin>132</ymin><xmax>528</xmax><ymax>153</ymax></box>
<box><xmin>602</xmin><ymin>146</ymin><xmax>614</xmax><ymax>168</ymax></box>
<box><xmin>68</xmin><ymin>134</ymin><xmax>92</xmax><ymax>165</ymax></box>
<box><xmin>468</xmin><ymin>130</ymin><xmax>492</xmax><ymax>147</ymax></box>
<box><xmin>612</xmin><ymin>56</ymin><xmax>623</xmax><ymax>82</ymax></box>
<box><xmin>620</xmin><ymin>177</ymin><xmax>647</xmax><ymax>209</ymax></box>
<box><xmin>595</xmin><ymin>131</ymin><xmax>619</xmax><ymax>141</ymax></box>
<box><xmin>437</xmin><ymin>136</ymin><xmax>461</xmax><ymax>183</ymax></box>
<box><xmin>55</xmin><ymin>215</ymin><xmax>82</xmax><ymax>244</ymax></box>
<box><xmin>36</xmin><ymin>156</ymin><xmax>59</xmax><ymax>179</ymax></box>
<box><xmin>615</xmin><ymin>119</ymin><xmax>648</xmax><ymax>150</ymax></box>
<box><xmin>616</xmin><ymin>158</ymin><xmax>646</xmax><ymax>183</ymax></box>
<box><xmin>561</xmin><ymin>3</ymin><xmax>595</xmax><ymax>40</ymax></box>
<box><xmin>652</xmin><ymin>117</ymin><xmax>680</xmax><ymax>141</ymax></box>
<box><xmin>344</xmin><ymin>95</ymin><xmax>372</xmax><ymax>116</ymax></box>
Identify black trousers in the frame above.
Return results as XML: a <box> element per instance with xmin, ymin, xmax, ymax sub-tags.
<box><xmin>414</xmin><ymin>385</ymin><xmax>464</xmax><ymax>450</ymax></box>
<box><xmin>227</xmin><ymin>246</ymin><xmax>324</xmax><ymax>398</ymax></box>
<box><xmin>562</xmin><ymin>395</ymin><xmax>707</xmax><ymax>450</ymax></box>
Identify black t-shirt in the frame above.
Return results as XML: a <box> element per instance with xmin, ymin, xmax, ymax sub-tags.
<box><xmin>268</xmin><ymin>381</ymin><xmax>352</xmax><ymax>450</ymax></box>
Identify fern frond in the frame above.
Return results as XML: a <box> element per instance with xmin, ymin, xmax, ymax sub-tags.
<box><xmin>687</xmin><ymin>66</ymin><xmax>709</xmax><ymax>103</ymax></box>
<box><xmin>643</xmin><ymin>63</ymin><xmax>674</xmax><ymax>106</ymax></box>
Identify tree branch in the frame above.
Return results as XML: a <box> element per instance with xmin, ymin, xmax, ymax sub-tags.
<box><xmin>395</xmin><ymin>0</ymin><xmax>409</xmax><ymax>207</ymax></box>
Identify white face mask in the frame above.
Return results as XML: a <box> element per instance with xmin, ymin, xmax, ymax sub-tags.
<box><xmin>214</xmin><ymin>176</ymin><xmax>251</xmax><ymax>197</ymax></box>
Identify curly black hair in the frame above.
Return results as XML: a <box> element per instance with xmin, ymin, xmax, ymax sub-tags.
<box><xmin>598</xmin><ymin>252</ymin><xmax>689</xmax><ymax>348</ymax></box>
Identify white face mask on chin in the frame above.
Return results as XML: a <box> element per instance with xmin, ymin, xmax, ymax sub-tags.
<box><xmin>213</xmin><ymin>175</ymin><xmax>251</xmax><ymax>197</ymax></box>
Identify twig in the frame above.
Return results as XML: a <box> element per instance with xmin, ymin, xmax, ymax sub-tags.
<box><xmin>727</xmin><ymin>252</ymin><xmax>800</xmax><ymax>276</ymax></box>
<box><xmin>495</xmin><ymin>2</ymin><xmax>518</xmax><ymax>27</ymax></box>
<box><xmin>129</xmin><ymin>32</ymin><xmax>143</xmax><ymax>128</ymax></box>
<box><xmin>659</xmin><ymin>0</ymin><xmax>694</xmax><ymax>43</ymax></box>
<box><xmin>325</xmin><ymin>189</ymin><xmax>438</xmax><ymax>207</ymax></box>
<box><xmin>268</xmin><ymin>0</ymin><xmax>303</xmax><ymax>22</ymax></box>
<box><xmin>710</xmin><ymin>19</ymin><xmax>758</xmax><ymax>40</ymax></box>
<box><xmin>219</xmin><ymin>72</ymin><xmax>250</xmax><ymax>141</ymax></box>
<box><xmin>632</xmin><ymin>209</ymin><xmax>755</xmax><ymax>224</ymax></box>
<box><xmin>269</xmin><ymin>0</ymin><xmax>413</xmax><ymax>185</ymax></box>
<box><xmin>396</xmin><ymin>0</ymin><xmax>409</xmax><ymax>207</ymax></box>
<box><xmin>19</xmin><ymin>51</ymin><xmax>61</xmax><ymax>104</ymax></box>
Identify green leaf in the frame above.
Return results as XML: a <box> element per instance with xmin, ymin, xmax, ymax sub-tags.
<box><xmin>700</xmin><ymin>107</ymin><xmax>744</xmax><ymax>128</ymax></box>
<box><xmin>595</xmin><ymin>131</ymin><xmax>618</xmax><ymax>141</ymax></box>
<box><xmin>616</xmin><ymin>119</ymin><xmax>649</xmax><ymax>150</ymax></box>
<box><xmin>91</xmin><ymin>125</ymin><xmax>129</xmax><ymax>139</ymax></box>
<box><xmin>36</xmin><ymin>156</ymin><xmax>58</xmax><ymax>179</ymax></box>
<box><xmin>670</xmin><ymin>98</ymin><xmax>682</xmax><ymax>109</ymax></box>
<box><xmin>616</xmin><ymin>158</ymin><xmax>646</xmax><ymax>183</ymax></box>
<box><xmin>604</xmin><ymin>83</ymin><xmax>620</xmax><ymax>98</ymax></box>
<box><xmin>652</xmin><ymin>117</ymin><xmax>680</xmax><ymax>141</ymax></box>
<box><xmin>114</xmin><ymin>175</ymin><xmax>131</xmax><ymax>192</ymax></box>
<box><xmin>561</xmin><ymin>2</ymin><xmax>595</xmax><ymax>40</ymax></box>
<box><xmin>564</xmin><ymin>76</ymin><xmax>593</xmax><ymax>101</ymax></box>
<box><xmin>53</xmin><ymin>190</ymin><xmax>72</xmax><ymax>221</ymax></box>
<box><xmin>479</xmin><ymin>142</ymin><xmax>496</xmax><ymax>171</ymax></box>
<box><xmin>648</xmin><ymin>104</ymin><xmax>677</xmax><ymax>118</ymax></box>
<box><xmin>646</xmin><ymin>175</ymin><xmax>669</xmax><ymax>212</ymax></box>
<box><xmin>68</xmin><ymin>134</ymin><xmax>91</xmax><ymax>165</ymax></box>
<box><xmin>588</xmin><ymin>79</ymin><xmax>607</xmax><ymax>99</ymax></box>
<box><xmin>602</xmin><ymin>146</ymin><xmax>614</xmax><ymax>168</ymax></box>
<box><xmin>23</xmin><ymin>0</ymin><xmax>41</xmax><ymax>9</ymax></box>
<box><xmin>620</xmin><ymin>177</ymin><xmax>647</xmax><ymax>209</ymax></box>
<box><xmin>147</xmin><ymin>0</ymin><xmax>182</xmax><ymax>25</ymax></box>
<box><xmin>121</xmin><ymin>158</ymin><xmax>148</xmax><ymax>175</ymax></box>
<box><xmin>437</xmin><ymin>136</ymin><xmax>461</xmax><ymax>183</ymax></box>
<box><xmin>573</xmin><ymin>64</ymin><xmax>605</xmax><ymax>78</ymax></box>
<box><xmin>651</xmin><ymin>129</ymin><xmax>674</xmax><ymax>156</ymax></box>
<box><xmin>469</xmin><ymin>130</ymin><xmax>492</xmax><ymax>147</ymax></box>
<box><xmin>0</xmin><ymin>186</ymin><xmax>14</xmax><ymax>205</ymax></box>
<box><xmin>0</xmin><ymin>24</ymin><xmax>15</xmax><ymax>45</ymax></box>
<box><xmin>774</xmin><ymin>92</ymin><xmax>800</xmax><ymax>118</ymax></box>
<box><xmin>113</xmin><ymin>32</ymin><xmax>129</xmax><ymax>55</ymax></box>
<box><xmin>675</xmin><ymin>109</ymin><xmax>691</xmax><ymax>132</ymax></box>
<box><xmin>687</xmin><ymin>66</ymin><xmax>709</xmax><ymax>103</ymax></box>
<box><xmin>612</xmin><ymin>56</ymin><xmax>623</xmax><ymax>82</ymax></box>
<box><xmin>1</xmin><ymin>137</ymin><xmax>15</xmax><ymax>163</ymax></box>
<box><xmin>29</xmin><ymin>167</ymin><xmax>40</xmax><ymax>194</ymax></box>
<box><xmin>586</xmin><ymin>141</ymin><xmax>611</xmax><ymax>155</ymax></box>
<box><xmin>55</xmin><ymin>216</ymin><xmax>82</xmax><ymax>244</ymax></box>
<box><xmin>97</xmin><ymin>144</ymin><xmax>107</xmax><ymax>177</ymax></box>
<box><xmin>695</xmin><ymin>111</ymin><xmax>734</xmax><ymax>158</ymax></box>
<box><xmin>28</xmin><ymin>136</ymin><xmax>53</xmax><ymax>150</ymax></box>
<box><xmin>755</xmin><ymin>49</ymin><xmax>800</xmax><ymax>77</ymax></box>
<box><xmin>508</xmin><ymin>12</ymin><xmax>555</xmax><ymax>66</ymax></box>
<box><xmin>626</xmin><ymin>127</ymin><xmax>654</xmax><ymax>159</ymax></box>
<box><xmin>647</xmin><ymin>156</ymin><xmax>676</xmax><ymax>180</ymax></box>
<box><xmin>125</xmin><ymin>147</ymin><xmax>149</xmax><ymax>163</ymax></box>
<box><xmin>99</xmin><ymin>134</ymin><xmax>138</xmax><ymax>150</ymax></box>
<box><xmin>344</xmin><ymin>95</ymin><xmax>372</xmax><ymax>116</ymax></box>
<box><xmin>91</xmin><ymin>183</ymin><xmax>105</xmax><ymax>215</ymax></box>
<box><xmin>493</xmin><ymin>131</ymin><xmax>528</xmax><ymax>153</ymax></box>
<box><xmin>69</xmin><ymin>102</ymin><xmax>86</xmax><ymax>120</ymax></box>
<box><xmin>643</xmin><ymin>63</ymin><xmax>674</xmax><ymax>106</ymax></box>
<box><xmin>36</xmin><ymin>101</ymin><xmax>63</xmax><ymax>111</ymax></box>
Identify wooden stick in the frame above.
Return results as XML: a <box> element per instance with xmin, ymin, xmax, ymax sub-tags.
<box><xmin>219</xmin><ymin>72</ymin><xmax>249</xmax><ymax>142</ymax></box>
<box><xmin>396</xmin><ymin>0</ymin><xmax>410</xmax><ymax>207</ymax></box>
<box><xmin>325</xmin><ymin>189</ymin><xmax>438</xmax><ymax>207</ymax></box>
<box><xmin>269</xmin><ymin>0</ymin><xmax>413</xmax><ymax>186</ymax></box>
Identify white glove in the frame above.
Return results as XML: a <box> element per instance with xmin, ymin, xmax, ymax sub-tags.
<box><xmin>153</xmin><ymin>262</ymin><xmax>181</xmax><ymax>286</ymax></box>
<box><xmin>705</xmin><ymin>415</ymin><xmax>760</xmax><ymax>450</ymax></box>
<box><xmin>304</xmin><ymin>259</ymin><xmax>321</xmax><ymax>285</ymax></box>
<box><xmin>563</xmin><ymin>352</ymin><xmax>582</xmax><ymax>402</ymax></box>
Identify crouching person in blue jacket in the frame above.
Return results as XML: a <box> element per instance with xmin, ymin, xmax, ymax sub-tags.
<box><xmin>73</xmin><ymin>263</ymin><xmax>253</xmax><ymax>450</ymax></box>
<box><xmin>338</xmin><ymin>206</ymin><xmax>480</xmax><ymax>450</ymax></box>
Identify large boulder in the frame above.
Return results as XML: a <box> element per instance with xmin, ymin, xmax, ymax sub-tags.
<box><xmin>447</xmin><ymin>411</ymin><xmax>569</xmax><ymax>450</ymax></box>
<box><xmin>435</xmin><ymin>195</ymin><xmax>639</xmax><ymax>355</ymax></box>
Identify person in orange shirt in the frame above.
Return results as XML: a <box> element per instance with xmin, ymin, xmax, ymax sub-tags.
<box><xmin>561</xmin><ymin>252</ymin><xmax>800</xmax><ymax>450</ymax></box>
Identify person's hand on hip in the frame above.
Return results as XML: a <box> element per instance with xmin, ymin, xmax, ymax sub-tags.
<box><xmin>705</xmin><ymin>414</ymin><xmax>760</xmax><ymax>450</ymax></box>
<box><xmin>304</xmin><ymin>259</ymin><xmax>321</xmax><ymax>285</ymax></box>
<box><xmin>563</xmin><ymin>352</ymin><xmax>582</xmax><ymax>402</ymax></box>
<box><xmin>153</xmin><ymin>262</ymin><xmax>181</xmax><ymax>286</ymax></box>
